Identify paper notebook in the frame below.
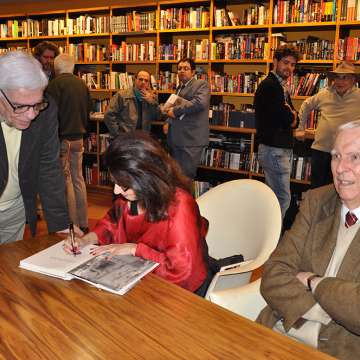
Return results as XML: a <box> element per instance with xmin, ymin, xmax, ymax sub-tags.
<box><xmin>19</xmin><ymin>241</ymin><xmax>159</xmax><ymax>295</ymax></box>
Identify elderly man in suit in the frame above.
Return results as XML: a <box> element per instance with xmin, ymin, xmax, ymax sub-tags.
<box><xmin>0</xmin><ymin>51</ymin><xmax>68</xmax><ymax>243</ymax></box>
<box><xmin>258</xmin><ymin>120</ymin><xmax>360</xmax><ymax>360</ymax></box>
<box><xmin>163</xmin><ymin>57</ymin><xmax>210</xmax><ymax>179</ymax></box>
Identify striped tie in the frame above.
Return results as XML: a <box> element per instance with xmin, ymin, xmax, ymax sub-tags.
<box><xmin>345</xmin><ymin>211</ymin><xmax>358</xmax><ymax>228</ymax></box>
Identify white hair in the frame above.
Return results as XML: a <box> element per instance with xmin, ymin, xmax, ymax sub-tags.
<box><xmin>54</xmin><ymin>54</ymin><xmax>75</xmax><ymax>75</ymax></box>
<box><xmin>0</xmin><ymin>50</ymin><xmax>48</xmax><ymax>90</ymax></box>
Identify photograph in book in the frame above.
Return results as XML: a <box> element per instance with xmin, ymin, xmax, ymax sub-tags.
<box><xmin>69</xmin><ymin>254</ymin><xmax>159</xmax><ymax>295</ymax></box>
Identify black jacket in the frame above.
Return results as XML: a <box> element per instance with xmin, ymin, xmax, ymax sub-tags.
<box><xmin>0</xmin><ymin>97</ymin><xmax>69</xmax><ymax>235</ymax></box>
<box><xmin>254</xmin><ymin>72</ymin><xmax>297</xmax><ymax>149</ymax></box>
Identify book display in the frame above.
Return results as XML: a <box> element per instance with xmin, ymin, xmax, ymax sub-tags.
<box><xmin>1</xmin><ymin>0</ymin><xmax>357</xmax><ymax>191</ymax></box>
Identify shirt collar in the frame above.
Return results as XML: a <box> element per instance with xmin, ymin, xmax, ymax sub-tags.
<box><xmin>341</xmin><ymin>204</ymin><xmax>360</xmax><ymax>223</ymax></box>
<box><xmin>180</xmin><ymin>77</ymin><xmax>194</xmax><ymax>88</ymax></box>
<box><xmin>271</xmin><ymin>70</ymin><xmax>286</xmax><ymax>85</ymax></box>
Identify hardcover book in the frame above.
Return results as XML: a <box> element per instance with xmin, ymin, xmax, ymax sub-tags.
<box><xmin>19</xmin><ymin>241</ymin><xmax>159</xmax><ymax>295</ymax></box>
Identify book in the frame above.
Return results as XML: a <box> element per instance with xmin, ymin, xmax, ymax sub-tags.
<box><xmin>19</xmin><ymin>241</ymin><xmax>159</xmax><ymax>295</ymax></box>
<box><xmin>162</xmin><ymin>93</ymin><xmax>192</xmax><ymax>120</ymax></box>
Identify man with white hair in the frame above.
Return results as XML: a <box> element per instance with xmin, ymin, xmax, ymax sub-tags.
<box><xmin>47</xmin><ymin>54</ymin><xmax>92</xmax><ymax>233</ymax></box>
<box><xmin>0</xmin><ymin>50</ymin><xmax>68</xmax><ymax>243</ymax></box>
<box><xmin>258</xmin><ymin>120</ymin><xmax>360</xmax><ymax>359</ymax></box>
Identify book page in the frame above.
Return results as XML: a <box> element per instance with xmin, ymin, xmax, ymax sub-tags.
<box><xmin>19</xmin><ymin>241</ymin><xmax>96</xmax><ymax>280</ymax></box>
<box><xmin>70</xmin><ymin>254</ymin><xmax>159</xmax><ymax>295</ymax></box>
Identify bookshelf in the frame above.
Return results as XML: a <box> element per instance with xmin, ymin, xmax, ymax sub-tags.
<box><xmin>2</xmin><ymin>0</ymin><xmax>358</xmax><ymax>191</ymax></box>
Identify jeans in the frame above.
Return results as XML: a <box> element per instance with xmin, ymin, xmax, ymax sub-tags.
<box><xmin>258</xmin><ymin>144</ymin><xmax>292</xmax><ymax>220</ymax></box>
<box><xmin>60</xmin><ymin>139</ymin><xmax>88</xmax><ymax>228</ymax></box>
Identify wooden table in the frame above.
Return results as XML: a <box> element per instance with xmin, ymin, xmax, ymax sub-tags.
<box><xmin>0</xmin><ymin>235</ymin><xmax>334</xmax><ymax>360</ymax></box>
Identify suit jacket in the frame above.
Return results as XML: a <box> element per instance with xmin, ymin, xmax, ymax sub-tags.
<box><xmin>0</xmin><ymin>97</ymin><xmax>69</xmax><ymax>236</ymax></box>
<box><xmin>167</xmin><ymin>78</ymin><xmax>209</xmax><ymax>147</ymax></box>
<box><xmin>254</xmin><ymin>72</ymin><xmax>297</xmax><ymax>149</ymax></box>
<box><xmin>104</xmin><ymin>88</ymin><xmax>160</xmax><ymax>137</ymax></box>
<box><xmin>258</xmin><ymin>185</ymin><xmax>360</xmax><ymax>360</ymax></box>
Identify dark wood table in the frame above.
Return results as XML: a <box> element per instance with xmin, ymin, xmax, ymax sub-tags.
<box><xmin>0</xmin><ymin>235</ymin><xmax>335</xmax><ymax>359</ymax></box>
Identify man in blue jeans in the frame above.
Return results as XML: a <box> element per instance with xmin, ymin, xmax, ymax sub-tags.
<box><xmin>254</xmin><ymin>45</ymin><xmax>300</xmax><ymax>220</ymax></box>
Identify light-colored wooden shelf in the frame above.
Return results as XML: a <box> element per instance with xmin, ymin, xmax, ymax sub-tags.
<box><xmin>209</xmin><ymin>125</ymin><xmax>256</xmax><ymax>134</ymax></box>
<box><xmin>198</xmin><ymin>165</ymin><xmax>250</xmax><ymax>176</ymax></box>
<box><xmin>271</xmin><ymin>21</ymin><xmax>336</xmax><ymax>28</ymax></box>
<box><xmin>159</xmin><ymin>27</ymin><xmax>210</xmax><ymax>33</ymax></box>
<box><xmin>211</xmin><ymin>24</ymin><xmax>269</xmax><ymax>31</ymax></box>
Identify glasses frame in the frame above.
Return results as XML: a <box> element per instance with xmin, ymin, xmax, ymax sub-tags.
<box><xmin>0</xmin><ymin>89</ymin><xmax>49</xmax><ymax>114</ymax></box>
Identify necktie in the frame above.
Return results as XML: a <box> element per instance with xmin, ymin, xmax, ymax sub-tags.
<box><xmin>345</xmin><ymin>211</ymin><xmax>358</xmax><ymax>228</ymax></box>
<box><xmin>177</xmin><ymin>84</ymin><xmax>185</xmax><ymax>95</ymax></box>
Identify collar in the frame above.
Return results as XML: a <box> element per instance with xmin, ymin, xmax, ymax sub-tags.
<box><xmin>341</xmin><ymin>204</ymin><xmax>360</xmax><ymax>223</ymax></box>
<box><xmin>180</xmin><ymin>77</ymin><xmax>194</xmax><ymax>88</ymax></box>
<box><xmin>271</xmin><ymin>70</ymin><xmax>286</xmax><ymax>86</ymax></box>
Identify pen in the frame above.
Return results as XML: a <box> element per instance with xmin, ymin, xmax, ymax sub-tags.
<box><xmin>69</xmin><ymin>222</ymin><xmax>76</xmax><ymax>256</ymax></box>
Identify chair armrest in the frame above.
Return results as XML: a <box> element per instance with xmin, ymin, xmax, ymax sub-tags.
<box><xmin>210</xmin><ymin>279</ymin><xmax>266</xmax><ymax>321</ymax></box>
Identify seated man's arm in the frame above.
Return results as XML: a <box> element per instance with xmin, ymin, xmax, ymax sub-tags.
<box><xmin>313</xmin><ymin>277</ymin><xmax>360</xmax><ymax>335</ymax></box>
<box><xmin>260</xmin><ymin>191</ymin><xmax>318</xmax><ymax>331</ymax></box>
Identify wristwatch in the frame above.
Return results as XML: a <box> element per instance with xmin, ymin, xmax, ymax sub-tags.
<box><xmin>307</xmin><ymin>274</ymin><xmax>320</xmax><ymax>292</ymax></box>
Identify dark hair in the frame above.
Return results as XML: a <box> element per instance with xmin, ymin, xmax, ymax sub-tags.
<box><xmin>105</xmin><ymin>131</ymin><xmax>191</xmax><ymax>222</ymax></box>
<box><xmin>33</xmin><ymin>41</ymin><xmax>60</xmax><ymax>59</ymax></box>
<box><xmin>273</xmin><ymin>45</ymin><xmax>300</xmax><ymax>62</ymax></box>
<box><xmin>177</xmin><ymin>57</ymin><xmax>195</xmax><ymax>71</ymax></box>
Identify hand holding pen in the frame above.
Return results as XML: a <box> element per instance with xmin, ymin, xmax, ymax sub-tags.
<box><xmin>63</xmin><ymin>223</ymin><xmax>81</xmax><ymax>255</ymax></box>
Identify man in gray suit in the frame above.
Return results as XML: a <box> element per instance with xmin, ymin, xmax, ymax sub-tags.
<box><xmin>163</xmin><ymin>58</ymin><xmax>210</xmax><ymax>179</ymax></box>
<box><xmin>258</xmin><ymin>120</ymin><xmax>360</xmax><ymax>359</ymax></box>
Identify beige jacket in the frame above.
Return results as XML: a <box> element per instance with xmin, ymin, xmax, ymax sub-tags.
<box><xmin>258</xmin><ymin>185</ymin><xmax>360</xmax><ymax>360</ymax></box>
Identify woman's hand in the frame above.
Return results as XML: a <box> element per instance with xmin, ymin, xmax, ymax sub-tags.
<box><xmin>63</xmin><ymin>232</ymin><xmax>98</xmax><ymax>255</ymax></box>
<box><xmin>90</xmin><ymin>243</ymin><xmax>137</xmax><ymax>259</ymax></box>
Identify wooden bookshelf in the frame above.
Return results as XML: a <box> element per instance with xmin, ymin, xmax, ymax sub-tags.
<box><xmin>1</xmin><ymin>0</ymin><xmax>355</xmax><ymax>190</ymax></box>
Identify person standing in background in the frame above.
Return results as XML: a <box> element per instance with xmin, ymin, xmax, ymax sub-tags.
<box><xmin>254</xmin><ymin>45</ymin><xmax>300</xmax><ymax>220</ymax></box>
<box><xmin>297</xmin><ymin>61</ymin><xmax>360</xmax><ymax>189</ymax></box>
<box><xmin>162</xmin><ymin>57</ymin><xmax>210</xmax><ymax>179</ymax></box>
<box><xmin>33</xmin><ymin>41</ymin><xmax>60</xmax><ymax>81</ymax></box>
<box><xmin>104</xmin><ymin>70</ymin><xmax>160</xmax><ymax>138</ymax></box>
<box><xmin>47</xmin><ymin>54</ymin><xmax>91</xmax><ymax>233</ymax></box>
<box><xmin>0</xmin><ymin>51</ymin><xmax>68</xmax><ymax>243</ymax></box>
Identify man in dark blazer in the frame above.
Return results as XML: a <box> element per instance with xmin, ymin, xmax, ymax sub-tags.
<box><xmin>163</xmin><ymin>57</ymin><xmax>210</xmax><ymax>179</ymax></box>
<box><xmin>258</xmin><ymin>120</ymin><xmax>360</xmax><ymax>360</ymax></box>
<box><xmin>254</xmin><ymin>45</ymin><xmax>299</xmax><ymax>219</ymax></box>
<box><xmin>0</xmin><ymin>51</ymin><xmax>68</xmax><ymax>243</ymax></box>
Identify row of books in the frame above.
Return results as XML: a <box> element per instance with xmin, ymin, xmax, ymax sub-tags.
<box><xmin>159</xmin><ymin>7</ymin><xmax>210</xmax><ymax>30</ymax></box>
<box><xmin>67</xmin><ymin>16</ymin><xmax>110</xmax><ymax>35</ymax></box>
<box><xmin>78</xmin><ymin>71</ymin><xmax>110</xmax><ymax>90</ymax></box>
<box><xmin>273</xmin><ymin>0</ymin><xmax>336</xmax><ymax>24</ymax></box>
<box><xmin>304</xmin><ymin>110</ymin><xmax>321</xmax><ymax>129</ymax></box>
<box><xmin>338</xmin><ymin>37</ymin><xmax>360</xmax><ymax>61</ymax></box>
<box><xmin>93</xmin><ymin>99</ymin><xmax>110</xmax><ymax>113</ymax></box>
<box><xmin>111</xmin><ymin>12</ymin><xmax>156</xmax><ymax>33</ymax></box>
<box><xmin>210</xmin><ymin>34</ymin><xmax>268</xmax><ymax>60</ymax></box>
<box><xmin>83</xmin><ymin>164</ymin><xmax>112</xmax><ymax>186</ymax></box>
<box><xmin>340</xmin><ymin>0</ymin><xmax>360</xmax><ymax>20</ymax></box>
<box><xmin>84</xmin><ymin>133</ymin><xmax>110</xmax><ymax>153</ymax></box>
<box><xmin>192</xmin><ymin>181</ymin><xmax>213</xmax><ymax>198</ymax></box>
<box><xmin>209</xmin><ymin>104</ymin><xmax>255</xmax><ymax>128</ymax></box>
<box><xmin>210</xmin><ymin>71</ymin><xmax>266</xmax><ymax>94</ymax></box>
<box><xmin>214</xmin><ymin>6</ymin><xmax>268</xmax><ymax>27</ymax></box>
<box><xmin>288</xmin><ymin>38</ymin><xmax>335</xmax><ymax>60</ymax></box>
<box><xmin>158</xmin><ymin>70</ymin><xmax>208</xmax><ymax>91</ymax></box>
<box><xmin>287</xmin><ymin>72</ymin><xmax>328</xmax><ymax>96</ymax></box>
<box><xmin>111</xmin><ymin>41</ymin><xmax>156</xmax><ymax>62</ymax></box>
<box><xmin>159</xmin><ymin>39</ymin><xmax>209</xmax><ymax>61</ymax></box>
<box><xmin>68</xmin><ymin>43</ymin><xmax>110</xmax><ymax>62</ymax></box>
<box><xmin>26</xmin><ymin>18</ymin><xmax>66</xmax><ymax>37</ymax></box>
<box><xmin>251</xmin><ymin>153</ymin><xmax>311</xmax><ymax>181</ymax></box>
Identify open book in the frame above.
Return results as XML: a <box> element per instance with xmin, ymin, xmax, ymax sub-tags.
<box><xmin>19</xmin><ymin>241</ymin><xmax>159</xmax><ymax>295</ymax></box>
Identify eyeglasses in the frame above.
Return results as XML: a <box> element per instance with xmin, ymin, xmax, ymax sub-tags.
<box><xmin>334</xmin><ymin>75</ymin><xmax>354</xmax><ymax>81</ymax></box>
<box><xmin>0</xmin><ymin>89</ymin><xmax>49</xmax><ymax>114</ymax></box>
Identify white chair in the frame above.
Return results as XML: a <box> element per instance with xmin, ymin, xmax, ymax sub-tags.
<box><xmin>210</xmin><ymin>278</ymin><xmax>266</xmax><ymax>320</ymax></box>
<box><xmin>196</xmin><ymin>179</ymin><xmax>281</xmax><ymax>301</ymax></box>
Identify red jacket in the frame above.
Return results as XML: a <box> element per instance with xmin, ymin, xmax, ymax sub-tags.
<box><xmin>92</xmin><ymin>188</ymin><xmax>208</xmax><ymax>292</ymax></box>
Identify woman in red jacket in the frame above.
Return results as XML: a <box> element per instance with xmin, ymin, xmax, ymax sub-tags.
<box><xmin>65</xmin><ymin>131</ymin><xmax>210</xmax><ymax>295</ymax></box>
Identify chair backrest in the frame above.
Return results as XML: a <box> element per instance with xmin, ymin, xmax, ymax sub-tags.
<box><xmin>196</xmin><ymin>179</ymin><xmax>281</xmax><ymax>268</ymax></box>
